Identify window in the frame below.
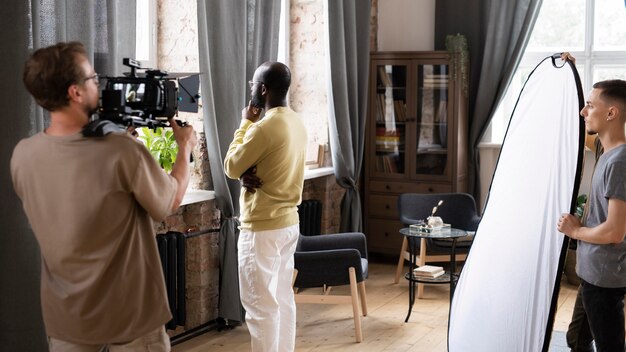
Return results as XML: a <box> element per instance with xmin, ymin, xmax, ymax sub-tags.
<box><xmin>277</xmin><ymin>0</ymin><xmax>290</xmax><ymax>65</ymax></box>
<box><xmin>278</xmin><ymin>0</ymin><xmax>331</xmax><ymax>164</ymax></box>
<box><xmin>483</xmin><ymin>0</ymin><xmax>626</xmax><ymax>144</ymax></box>
<box><xmin>135</xmin><ymin>0</ymin><xmax>157</xmax><ymax>68</ymax></box>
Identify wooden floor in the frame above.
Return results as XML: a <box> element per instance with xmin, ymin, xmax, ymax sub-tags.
<box><xmin>172</xmin><ymin>257</ymin><xmax>578</xmax><ymax>352</ymax></box>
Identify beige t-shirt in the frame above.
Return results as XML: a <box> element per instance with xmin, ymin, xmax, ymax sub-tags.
<box><xmin>11</xmin><ymin>130</ymin><xmax>177</xmax><ymax>344</ymax></box>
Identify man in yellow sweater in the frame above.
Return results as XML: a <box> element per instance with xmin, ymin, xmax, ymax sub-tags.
<box><xmin>224</xmin><ymin>61</ymin><xmax>307</xmax><ymax>352</ymax></box>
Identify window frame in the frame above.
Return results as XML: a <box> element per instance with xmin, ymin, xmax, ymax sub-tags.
<box><xmin>135</xmin><ymin>0</ymin><xmax>158</xmax><ymax>69</ymax></box>
<box><xmin>483</xmin><ymin>0</ymin><xmax>626</xmax><ymax>144</ymax></box>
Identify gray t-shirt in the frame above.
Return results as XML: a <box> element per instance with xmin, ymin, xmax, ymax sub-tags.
<box><xmin>577</xmin><ymin>143</ymin><xmax>626</xmax><ymax>288</ymax></box>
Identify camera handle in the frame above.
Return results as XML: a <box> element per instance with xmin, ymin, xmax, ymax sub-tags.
<box><xmin>169</xmin><ymin>119</ymin><xmax>194</xmax><ymax>163</ymax></box>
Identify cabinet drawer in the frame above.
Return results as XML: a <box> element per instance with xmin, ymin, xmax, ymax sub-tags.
<box><xmin>369</xmin><ymin>181</ymin><xmax>452</xmax><ymax>194</ymax></box>
<box><xmin>368</xmin><ymin>195</ymin><xmax>399</xmax><ymax>218</ymax></box>
<box><xmin>366</xmin><ymin>219</ymin><xmax>405</xmax><ymax>253</ymax></box>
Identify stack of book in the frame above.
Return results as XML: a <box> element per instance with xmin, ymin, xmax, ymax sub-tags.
<box><xmin>413</xmin><ymin>265</ymin><xmax>445</xmax><ymax>278</ymax></box>
<box><xmin>375</xmin><ymin>127</ymin><xmax>404</xmax><ymax>153</ymax></box>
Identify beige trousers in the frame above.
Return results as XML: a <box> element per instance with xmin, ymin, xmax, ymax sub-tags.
<box><xmin>48</xmin><ymin>326</ymin><xmax>170</xmax><ymax>352</ymax></box>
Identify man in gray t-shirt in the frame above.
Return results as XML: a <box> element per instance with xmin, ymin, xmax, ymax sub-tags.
<box><xmin>577</xmin><ymin>145</ymin><xmax>626</xmax><ymax>287</ymax></box>
<box><xmin>558</xmin><ymin>79</ymin><xmax>626</xmax><ymax>351</ymax></box>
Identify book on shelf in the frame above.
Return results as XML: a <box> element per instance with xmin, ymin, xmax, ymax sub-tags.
<box><xmin>413</xmin><ymin>265</ymin><xmax>445</xmax><ymax>278</ymax></box>
<box><xmin>376</xmin><ymin>137</ymin><xmax>404</xmax><ymax>148</ymax></box>
<box><xmin>394</xmin><ymin>100</ymin><xmax>406</xmax><ymax>121</ymax></box>
<box><xmin>376</xmin><ymin>154</ymin><xmax>400</xmax><ymax>173</ymax></box>
<box><xmin>375</xmin><ymin>127</ymin><xmax>404</xmax><ymax>150</ymax></box>
<box><xmin>376</xmin><ymin>94</ymin><xmax>385</xmax><ymax>122</ymax></box>
<box><xmin>378</xmin><ymin>66</ymin><xmax>392</xmax><ymax>87</ymax></box>
<box><xmin>376</xmin><ymin>93</ymin><xmax>397</xmax><ymax>123</ymax></box>
<box><xmin>376</xmin><ymin>94</ymin><xmax>406</xmax><ymax>123</ymax></box>
<box><xmin>376</xmin><ymin>126</ymin><xmax>403</xmax><ymax>136</ymax></box>
<box><xmin>383</xmin><ymin>93</ymin><xmax>395</xmax><ymax>123</ymax></box>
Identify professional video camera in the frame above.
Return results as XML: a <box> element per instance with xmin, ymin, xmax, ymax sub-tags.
<box><xmin>84</xmin><ymin>58</ymin><xmax>200</xmax><ymax>137</ymax></box>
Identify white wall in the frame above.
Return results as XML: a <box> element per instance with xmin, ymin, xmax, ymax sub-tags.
<box><xmin>377</xmin><ymin>0</ymin><xmax>435</xmax><ymax>51</ymax></box>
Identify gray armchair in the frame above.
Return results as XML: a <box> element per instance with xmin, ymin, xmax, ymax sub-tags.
<box><xmin>293</xmin><ymin>232</ymin><xmax>368</xmax><ymax>342</ymax></box>
<box><xmin>394</xmin><ymin>193</ymin><xmax>481</xmax><ymax>296</ymax></box>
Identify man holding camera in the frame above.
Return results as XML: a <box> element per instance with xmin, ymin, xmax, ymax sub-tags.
<box><xmin>11</xmin><ymin>41</ymin><xmax>197</xmax><ymax>351</ymax></box>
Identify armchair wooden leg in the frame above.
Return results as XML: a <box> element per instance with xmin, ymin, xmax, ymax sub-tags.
<box><xmin>349</xmin><ymin>267</ymin><xmax>363</xmax><ymax>343</ymax></box>
<box><xmin>292</xmin><ymin>269</ymin><xmax>298</xmax><ymax>287</ymax></box>
<box><xmin>394</xmin><ymin>237</ymin><xmax>408</xmax><ymax>284</ymax></box>
<box><xmin>358</xmin><ymin>281</ymin><xmax>368</xmax><ymax>317</ymax></box>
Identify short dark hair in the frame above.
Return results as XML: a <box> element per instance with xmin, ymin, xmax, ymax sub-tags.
<box><xmin>23</xmin><ymin>41</ymin><xmax>88</xmax><ymax>111</ymax></box>
<box><xmin>593</xmin><ymin>79</ymin><xmax>626</xmax><ymax>109</ymax></box>
<box><xmin>260</xmin><ymin>62</ymin><xmax>291</xmax><ymax>98</ymax></box>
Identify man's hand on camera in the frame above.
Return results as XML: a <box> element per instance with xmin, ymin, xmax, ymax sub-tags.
<box><xmin>127</xmin><ymin>126</ymin><xmax>139</xmax><ymax>138</ymax></box>
<box><xmin>241</xmin><ymin>166</ymin><xmax>263</xmax><ymax>193</ymax></box>
<box><xmin>169</xmin><ymin>118</ymin><xmax>198</xmax><ymax>154</ymax></box>
<box><xmin>168</xmin><ymin>119</ymin><xmax>198</xmax><ymax>210</ymax></box>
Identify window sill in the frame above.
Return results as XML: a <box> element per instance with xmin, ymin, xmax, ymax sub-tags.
<box><xmin>304</xmin><ymin>166</ymin><xmax>334</xmax><ymax>180</ymax></box>
<box><xmin>181</xmin><ymin>189</ymin><xmax>215</xmax><ymax>206</ymax></box>
<box><xmin>179</xmin><ymin>167</ymin><xmax>333</xmax><ymax>206</ymax></box>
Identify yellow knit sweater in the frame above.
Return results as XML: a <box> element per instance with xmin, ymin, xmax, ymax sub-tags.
<box><xmin>224</xmin><ymin>106</ymin><xmax>307</xmax><ymax>231</ymax></box>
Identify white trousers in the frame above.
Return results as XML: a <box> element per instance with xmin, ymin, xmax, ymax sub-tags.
<box><xmin>238</xmin><ymin>224</ymin><xmax>299</xmax><ymax>352</ymax></box>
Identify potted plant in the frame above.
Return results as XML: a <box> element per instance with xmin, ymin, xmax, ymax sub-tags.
<box><xmin>138</xmin><ymin>127</ymin><xmax>178</xmax><ymax>173</ymax></box>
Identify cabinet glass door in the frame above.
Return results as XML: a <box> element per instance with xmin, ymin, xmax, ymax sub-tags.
<box><xmin>415</xmin><ymin>64</ymin><xmax>449</xmax><ymax>177</ymax></box>
<box><xmin>373</xmin><ymin>64</ymin><xmax>407</xmax><ymax>175</ymax></box>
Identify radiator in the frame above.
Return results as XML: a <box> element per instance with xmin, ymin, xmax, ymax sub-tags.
<box><xmin>298</xmin><ymin>199</ymin><xmax>322</xmax><ymax>236</ymax></box>
<box><xmin>156</xmin><ymin>231</ymin><xmax>186</xmax><ymax>330</ymax></box>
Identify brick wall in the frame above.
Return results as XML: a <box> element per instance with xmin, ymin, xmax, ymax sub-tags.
<box><xmin>154</xmin><ymin>0</ymin><xmax>221</xmax><ymax>335</ymax></box>
<box><xmin>302</xmin><ymin>174</ymin><xmax>345</xmax><ymax>234</ymax></box>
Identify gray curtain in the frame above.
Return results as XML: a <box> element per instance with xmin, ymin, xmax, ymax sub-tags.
<box><xmin>0</xmin><ymin>1</ymin><xmax>134</xmax><ymax>349</ymax></box>
<box><xmin>196</xmin><ymin>0</ymin><xmax>281</xmax><ymax>324</ymax></box>
<box><xmin>435</xmin><ymin>0</ymin><xmax>542</xmax><ymax>198</ymax></box>
<box><xmin>326</xmin><ymin>0</ymin><xmax>371</xmax><ymax>233</ymax></box>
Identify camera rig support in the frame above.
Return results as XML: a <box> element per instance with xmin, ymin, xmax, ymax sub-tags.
<box><xmin>84</xmin><ymin>58</ymin><xmax>200</xmax><ymax>137</ymax></box>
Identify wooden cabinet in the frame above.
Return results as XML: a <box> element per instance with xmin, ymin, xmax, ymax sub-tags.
<box><xmin>364</xmin><ymin>51</ymin><xmax>469</xmax><ymax>254</ymax></box>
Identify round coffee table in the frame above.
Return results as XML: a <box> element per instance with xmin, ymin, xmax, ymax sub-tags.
<box><xmin>399</xmin><ymin>227</ymin><xmax>469</xmax><ymax>322</ymax></box>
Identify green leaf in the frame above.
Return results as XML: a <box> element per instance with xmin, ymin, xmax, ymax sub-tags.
<box><xmin>137</xmin><ymin>126</ymin><xmax>179</xmax><ymax>173</ymax></box>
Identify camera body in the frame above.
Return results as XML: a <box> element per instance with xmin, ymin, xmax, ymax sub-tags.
<box><xmin>95</xmin><ymin>58</ymin><xmax>199</xmax><ymax>130</ymax></box>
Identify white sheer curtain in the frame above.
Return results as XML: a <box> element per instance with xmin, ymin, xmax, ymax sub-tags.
<box><xmin>448</xmin><ymin>57</ymin><xmax>585</xmax><ymax>351</ymax></box>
